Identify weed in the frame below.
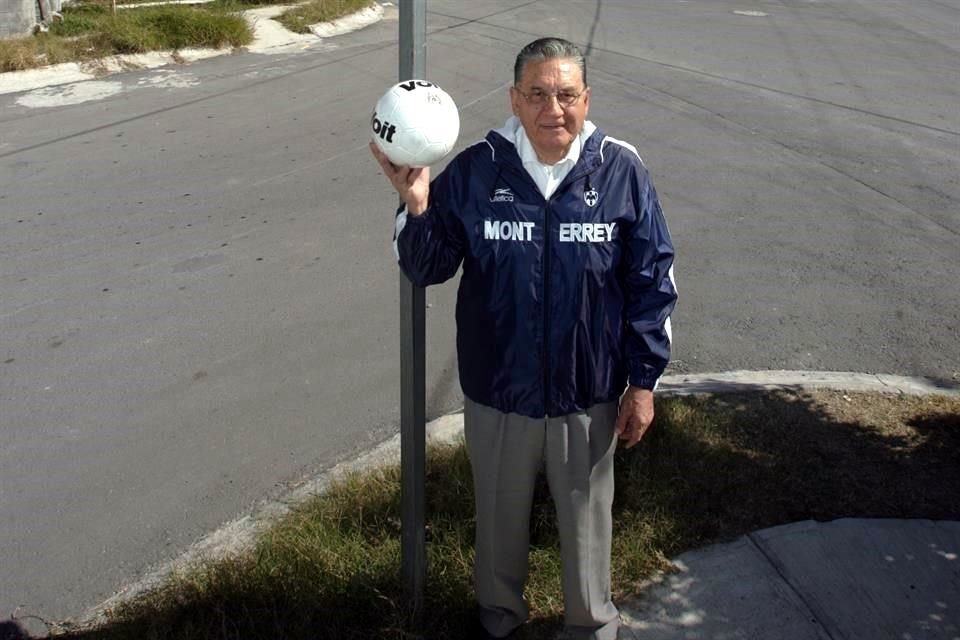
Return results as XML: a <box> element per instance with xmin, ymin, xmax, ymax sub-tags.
<box><xmin>277</xmin><ymin>0</ymin><xmax>373</xmax><ymax>34</ymax></box>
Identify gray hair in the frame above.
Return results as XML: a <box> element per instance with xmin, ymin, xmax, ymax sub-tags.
<box><xmin>513</xmin><ymin>37</ymin><xmax>587</xmax><ymax>86</ymax></box>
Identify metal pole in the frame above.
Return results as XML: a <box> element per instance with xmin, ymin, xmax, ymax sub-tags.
<box><xmin>398</xmin><ymin>0</ymin><xmax>427</xmax><ymax>629</ymax></box>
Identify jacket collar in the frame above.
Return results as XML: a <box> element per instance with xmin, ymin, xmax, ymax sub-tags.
<box><xmin>516</xmin><ymin>121</ymin><xmax>581</xmax><ymax>170</ymax></box>
<box><xmin>486</xmin><ymin>116</ymin><xmax>602</xmax><ymax>175</ymax></box>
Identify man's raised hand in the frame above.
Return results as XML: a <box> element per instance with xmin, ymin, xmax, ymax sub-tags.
<box><xmin>369</xmin><ymin>142</ymin><xmax>430</xmax><ymax>216</ymax></box>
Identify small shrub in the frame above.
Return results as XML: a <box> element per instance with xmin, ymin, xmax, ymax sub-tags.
<box><xmin>0</xmin><ymin>38</ymin><xmax>38</xmax><ymax>71</ymax></box>
<box><xmin>0</xmin><ymin>33</ymin><xmax>90</xmax><ymax>70</ymax></box>
<box><xmin>278</xmin><ymin>0</ymin><xmax>373</xmax><ymax>34</ymax></box>
<box><xmin>100</xmin><ymin>18</ymin><xmax>159</xmax><ymax>53</ymax></box>
<box><xmin>51</xmin><ymin>14</ymin><xmax>103</xmax><ymax>36</ymax></box>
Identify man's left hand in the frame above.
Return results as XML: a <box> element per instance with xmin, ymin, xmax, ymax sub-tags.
<box><xmin>614</xmin><ymin>386</ymin><xmax>655</xmax><ymax>448</ymax></box>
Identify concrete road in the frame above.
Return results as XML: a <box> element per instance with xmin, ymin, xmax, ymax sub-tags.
<box><xmin>1</xmin><ymin>0</ymin><xmax>958</xmax><ymax>624</ymax></box>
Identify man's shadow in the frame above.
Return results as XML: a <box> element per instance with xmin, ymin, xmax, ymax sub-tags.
<box><xmin>0</xmin><ymin>621</ymin><xmax>29</xmax><ymax>640</ymax></box>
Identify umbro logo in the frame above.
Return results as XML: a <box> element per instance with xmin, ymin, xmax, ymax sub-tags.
<box><xmin>490</xmin><ymin>188</ymin><xmax>515</xmax><ymax>203</ymax></box>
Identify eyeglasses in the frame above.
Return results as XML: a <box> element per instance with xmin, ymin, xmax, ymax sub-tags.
<box><xmin>515</xmin><ymin>87</ymin><xmax>586</xmax><ymax>108</ymax></box>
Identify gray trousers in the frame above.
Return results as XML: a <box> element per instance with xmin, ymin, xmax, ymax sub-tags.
<box><xmin>463</xmin><ymin>397</ymin><xmax>620</xmax><ymax>640</ymax></box>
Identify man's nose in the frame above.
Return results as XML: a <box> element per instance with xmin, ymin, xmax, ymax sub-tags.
<box><xmin>543</xmin><ymin>95</ymin><xmax>565</xmax><ymax>114</ymax></box>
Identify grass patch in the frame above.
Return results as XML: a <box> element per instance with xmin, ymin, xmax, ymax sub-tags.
<box><xmin>0</xmin><ymin>1</ymin><xmax>252</xmax><ymax>71</ymax></box>
<box><xmin>0</xmin><ymin>0</ymin><xmax>374</xmax><ymax>71</ymax></box>
<box><xmin>276</xmin><ymin>0</ymin><xmax>373</xmax><ymax>34</ymax></box>
<box><xmin>101</xmin><ymin>7</ymin><xmax>250</xmax><ymax>53</ymax></box>
<box><xmin>50</xmin><ymin>390</ymin><xmax>960</xmax><ymax>640</ymax></box>
<box><xmin>0</xmin><ymin>32</ymin><xmax>89</xmax><ymax>71</ymax></box>
<box><xmin>1</xmin><ymin>0</ymin><xmax>365</xmax><ymax>72</ymax></box>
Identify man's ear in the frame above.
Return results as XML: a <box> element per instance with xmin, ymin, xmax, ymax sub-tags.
<box><xmin>509</xmin><ymin>86</ymin><xmax>521</xmax><ymax>117</ymax></box>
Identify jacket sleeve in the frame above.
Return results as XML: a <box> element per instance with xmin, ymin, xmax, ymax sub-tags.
<box><xmin>393</xmin><ymin>159</ymin><xmax>466</xmax><ymax>287</ymax></box>
<box><xmin>620</xmin><ymin>166</ymin><xmax>678</xmax><ymax>390</ymax></box>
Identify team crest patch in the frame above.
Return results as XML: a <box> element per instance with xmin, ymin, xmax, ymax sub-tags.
<box><xmin>583</xmin><ymin>189</ymin><xmax>599</xmax><ymax>207</ymax></box>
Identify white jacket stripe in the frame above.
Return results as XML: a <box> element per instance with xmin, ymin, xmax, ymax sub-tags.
<box><xmin>393</xmin><ymin>205</ymin><xmax>408</xmax><ymax>261</ymax></box>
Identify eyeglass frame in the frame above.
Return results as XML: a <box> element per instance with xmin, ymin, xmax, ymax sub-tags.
<box><xmin>513</xmin><ymin>86</ymin><xmax>588</xmax><ymax>108</ymax></box>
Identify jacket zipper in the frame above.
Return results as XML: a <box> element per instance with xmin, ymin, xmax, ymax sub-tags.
<box><xmin>541</xmin><ymin>169</ymin><xmax>590</xmax><ymax>417</ymax></box>
<box><xmin>505</xmin><ymin>156</ymin><xmax>595</xmax><ymax>418</ymax></box>
<box><xmin>542</xmin><ymin>198</ymin><xmax>551</xmax><ymax>417</ymax></box>
<box><xmin>511</xmin><ymin>163</ymin><xmax>554</xmax><ymax>418</ymax></box>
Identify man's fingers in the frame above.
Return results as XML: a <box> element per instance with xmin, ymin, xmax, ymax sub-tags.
<box><xmin>369</xmin><ymin>141</ymin><xmax>386</xmax><ymax>165</ymax></box>
<box><xmin>369</xmin><ymin>142</ymin><xmax>418</xmax><ymax>175</ymax></box>
<box><xmin>613</xmin><ymin>411</ymin><xmax>628</xmax><ymax>436</ymax></box>
<box><xmin>616</xmin><ymin>414</ymin><xmax>652</xmax><ymax>448</ymax></box>
<box><xmin>616</xmin><ymin>388</ymin><xmax>655</xmax><ymax>448</ymax></box>
<box><xmin>405</xmin><ymin>167</ymin><xmax>425</xmax><ymax>188</ymax></box>
<box><xmin>625</xmin><ymin>422</ymin><xmax>646</xmax><ymax>448</ymax></box>
<box><xmin>369</xmin><ymin>142</ymin><xmax>399</xmax><ymax>176</ymax></box>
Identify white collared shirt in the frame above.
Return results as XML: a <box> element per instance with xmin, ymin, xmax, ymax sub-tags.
<box><xmin>515</xmin><ymin>121</ymin><xmax>582</xmax><ymax>200</ymax></box>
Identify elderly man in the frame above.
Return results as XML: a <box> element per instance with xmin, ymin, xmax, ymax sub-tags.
<box><xmin>371</xmin><ymin>37</ymin><xmax>677</xmax><ymax>640</ymax></box>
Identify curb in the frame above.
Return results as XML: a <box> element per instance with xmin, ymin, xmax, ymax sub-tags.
<box><xmin>78</xmin><ymin>370</ymin><xmax>958</xmax><ymax>627</ymax></box>
<box><xmin>657</xmin><ymin>370</ymin><xmax>959</xmax><ymax>396</ymax></box>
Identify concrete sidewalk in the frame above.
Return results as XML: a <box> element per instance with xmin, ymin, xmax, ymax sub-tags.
<box><xmin>618</xmin><ymin>518</ymin><xmax>960</xmax><ymax>639</ymax></box>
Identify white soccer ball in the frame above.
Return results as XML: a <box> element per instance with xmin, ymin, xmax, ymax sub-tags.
<box><xmin>371</xmin><ymin>79</ymin><xmax>460</xmax><ymax>168</ymax></box>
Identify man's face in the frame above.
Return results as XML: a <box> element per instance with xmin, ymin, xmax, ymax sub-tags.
<box><xmin>510</xmin><ymin>57</ymin><xmax>590</xmax><ymax>164</ymax></box>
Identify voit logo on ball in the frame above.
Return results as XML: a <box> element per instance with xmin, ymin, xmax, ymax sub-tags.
<box><xmin>371</xmin><ymin>112</ymin><xmax>397</xmax><ymax>143</ymax></box>
<box><xmin>370</xmin><ymin>79</ymin><xmax>460</xmax><ymax>168</ymax></box>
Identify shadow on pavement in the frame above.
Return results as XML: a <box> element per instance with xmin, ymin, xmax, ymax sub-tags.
<box><xmin>614</xmin><ymin>390</ymin><xmax>960</xmax><ymax>539</ymax></box>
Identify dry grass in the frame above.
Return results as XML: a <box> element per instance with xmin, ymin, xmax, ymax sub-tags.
<box><xmin>0</xmin><ymin>32</ymin><xmax>96</xmax><ymax>71</ymax></box>
<box><xmin>41</xmin><ymin>390</ymin><xmax>960</xmax><ymax>640</ymax></box>
<box><xmin>276</xmin><ymin>0</ymin><xmax>373</xmax><ymax>34</ymax></box>
<box><xmin>1</xmin><ymin>2</ymin><xmax>252</xmax><ymax>71</ymax></box>
<box><xmin>1</xmin><ymin>0</ymin><xmax>375</xmax><ymax>71</ymax></box>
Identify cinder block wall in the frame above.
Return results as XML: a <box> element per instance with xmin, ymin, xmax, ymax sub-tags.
<box><xmin>0</xmin><ymin>0</ymin><xmax>36</xmax><ymax>38</ymax></box>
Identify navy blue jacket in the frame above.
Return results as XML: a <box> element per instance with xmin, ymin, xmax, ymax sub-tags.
<box><xmin>395</xmin><ymin>119</ymin><xmax>677</xmax><ymax>419</ymax></box>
